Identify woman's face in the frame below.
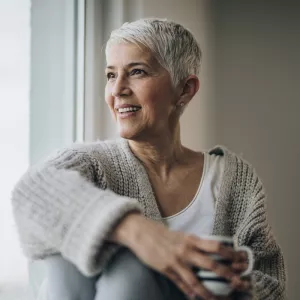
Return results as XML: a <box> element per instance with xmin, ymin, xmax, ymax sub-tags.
<box><xmin>105</xmin><ymin>42</ymin><xmax>180</xmax><ymax>140</ymax></box>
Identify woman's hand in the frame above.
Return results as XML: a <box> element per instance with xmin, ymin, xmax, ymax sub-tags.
<box><xmin>111</xmin><ymin>213</ymin><xmax>246</xmax><ymax>300</ymax></box>
<box><xmin>230</xmin><ymin>251</ymin><xmax>252</xmax><ymax>295</ymax></box>
<box><xmin>216</xmin><ymin>252</ymin><xmax>252</xmax><ymax>299</ymax></box>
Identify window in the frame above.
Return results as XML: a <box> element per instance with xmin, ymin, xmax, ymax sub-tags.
<box><xmin>0</xmin><ymin>1</ymin><xmax>30</xmax><ymax>299</ymax></box>
<box><xmin>0</xmin><ymin>1</ymin><xmax>83</xmax><ymax>299</ymax></box>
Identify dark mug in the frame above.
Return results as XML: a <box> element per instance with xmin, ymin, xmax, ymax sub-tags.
<box><xmin>193</xmin><ymin>235</ymin><xmax>254</xmax><ymax>296</ymax></box>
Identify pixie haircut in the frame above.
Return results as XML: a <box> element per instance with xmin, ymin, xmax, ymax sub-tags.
<box><xmin>106</xmin><ymin>18</ymin><xmax>202</xmax><ymax>87</ymax></box>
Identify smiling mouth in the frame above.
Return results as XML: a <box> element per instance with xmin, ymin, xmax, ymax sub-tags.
<box><xmin>117</xmin><ymin>106</ymin><xmax>141</xmax><ymax>113</ymax></box>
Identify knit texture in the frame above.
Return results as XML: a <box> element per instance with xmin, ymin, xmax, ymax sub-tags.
<box><xmin>11</xmin><ymin>139</ymin><xmax>286</xmax><ymax>299</ymax></box>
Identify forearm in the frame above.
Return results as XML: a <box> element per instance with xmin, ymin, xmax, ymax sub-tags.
<box><xmin>107</xmin><ymin>212</ymin><xmax>145</xmax><ymax>248</ymax></box>
<box><xmin>12</xmin><ymin>165</ymin><xmax>142</xmax><ymax>276</ymax></box>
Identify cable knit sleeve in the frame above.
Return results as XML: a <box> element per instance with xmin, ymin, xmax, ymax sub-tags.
<box><xmin>233</xmin><ymin>160</ymin><xmax>287</xmax><ymax>300</ymax></box>
<box><xmin>11</xmin><ymin>146</ymin><xmax>142</xmax><ymax>276</ymax></box>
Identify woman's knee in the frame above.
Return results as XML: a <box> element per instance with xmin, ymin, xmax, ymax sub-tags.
<box><xmin>44</xmin><ymin>255</ymin><xmax>97</xmax><ymax>300</ymax></box>
<box><xmin>96</xmin><ymin>248</ymin><xmax>166</xmax><ymax>300</ymax></box>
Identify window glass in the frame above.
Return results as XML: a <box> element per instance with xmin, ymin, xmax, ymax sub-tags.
<box><xmin>0</xmin><ymin>0</ymin><xmax>31</xmax><ymax>299</ymax></box>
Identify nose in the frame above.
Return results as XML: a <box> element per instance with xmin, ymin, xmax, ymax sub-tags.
<box><xmin>111</xmin><ymin>76</ymin><xmax>131</xmax><ymax>98</ymax></box>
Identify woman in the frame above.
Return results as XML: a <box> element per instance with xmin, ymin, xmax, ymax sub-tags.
<box><xmin>12</xmin><ymin>18</ymin><xmax>286</xmax><ymax>300</ymax></box>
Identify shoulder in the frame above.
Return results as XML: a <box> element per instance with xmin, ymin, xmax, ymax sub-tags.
<box><xmin>210</xmin><ymin>146</ymin><xmax>268</xmax><ymax>235</ymax></box>
<box><xmin>208</xmin><ymin>145</ymin><xmax>255</xmax><ymax>173</ymax></box>
<box><xmin>36</xmin><ymin>139</ymin><xmax>133</xmax><ymax>187</ymax></box>
<box><xmin>37</xmin><ymin>139</ymin><xmax>132</xmax><ymax>177</ymax></box>
<box><xmin>208</xmin><ymin>145</ymin><xmax>264</xmax><ymax>196</ymax></box>
<box><xmin>52</xmin><ymin>138</ymin><xmax>124</xmax><ymax>154</ymax></box>
<box><xmin>45</xmin><ymin>139</ymin><xmax>127</xmax><ymax>163</ymax></box>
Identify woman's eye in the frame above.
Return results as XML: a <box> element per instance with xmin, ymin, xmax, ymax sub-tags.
<box><xmin>130</xmin><ymin>69</ymin><xmax>145</xmax><ymax>76</ymax></box>
<box><xmin>106</xmin><ymin>73</ymin><xmax>115</xmax><ymax>80</ymax></box>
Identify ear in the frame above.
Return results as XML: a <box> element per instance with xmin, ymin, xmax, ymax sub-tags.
<box><xmin>176</xmin><ymin>75</ymin><xmax>200</xmax><ymax>106</ymax></box>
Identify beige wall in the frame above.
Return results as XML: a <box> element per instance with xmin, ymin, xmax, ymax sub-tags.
<box><xmin>92</xmin><ymin>0</ymin><xmax>299</xmax><ymax>298</ymax></box>
<box><xmin>214</xmin><ymin>2</ymin><xmax>300</xmax><ymax>298</ymax></box>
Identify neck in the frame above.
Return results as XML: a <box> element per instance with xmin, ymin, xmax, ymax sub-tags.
<box><xmin>128</xmin><ymin>125</ymin><xmax>186</xmax><ymax>177</ymax></box>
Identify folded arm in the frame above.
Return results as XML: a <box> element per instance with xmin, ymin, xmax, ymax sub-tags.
<box><xmin>11</xmin><ymin>146</ymin><xmax>142</xmax><ymax>276</ymax></box>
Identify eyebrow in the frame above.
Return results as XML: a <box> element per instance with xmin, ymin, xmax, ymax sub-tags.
<box><xmin>106</xmin><ymin>62</ymin><xmax>151</xmax><ymax>70</ymax></box>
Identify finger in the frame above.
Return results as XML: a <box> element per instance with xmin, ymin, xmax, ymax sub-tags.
<box><xmin>230</xmin><ymin>276</ymin><xmax>252</xmax><ymax>291</ymax></box>
<box><xmin>234</xmin><ymin>250</ymin><xmax>248</xmax><ymax>263</ymax></box>
<box><xmin>232</xmin><ymin>262</ymin><xmax>248</xmax><ymax>273</ymax></box>
<box><xmin>186</xmin><ymin>250</ymin><xmax>236</xmax><ymax>281</ymax></box>
<box><xmin>185</xmin><ymin>250</ymin><xmax>219</xmax><ymax>271</ymax></box>
<box><xmin>210</xmin><ymin>262</ymin><xmax>237</xmax><ymax>281</ymax></box>
<box><xmin>174</xmin><ymin>263</ymin><xmax>217</xmax><ymax>300</ymax></box>
<box><xmin>189</xmin><ymin>236</ymin><xmax>236</xmax><ymax>261</ymax></box>
<box><xmin>189</xmin><ymin>235</ymin><xmax>225</xmax><ymax>253</ymax></box>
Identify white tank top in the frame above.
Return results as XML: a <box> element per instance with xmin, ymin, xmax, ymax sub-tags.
<box><xmin>161</xmin><ymin>152</ymin><xmax>224</xmax><ymax>237</ymax></box>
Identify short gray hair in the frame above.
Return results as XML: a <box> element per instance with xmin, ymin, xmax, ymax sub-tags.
<box><xmin>106</xmin><ymin>18</ymin><xmax>202</xmax><ymax>86</ymax></box>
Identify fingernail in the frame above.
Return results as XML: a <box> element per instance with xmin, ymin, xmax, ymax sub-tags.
<box><xmin>226</xmin><ymin>273</ymin><xmax>235</xmax><ymax>280</ymax></box>
<box><xmin>234</xmin><ymin>275</ymin><xmax>241</xmax><ymax>281</ymax></box>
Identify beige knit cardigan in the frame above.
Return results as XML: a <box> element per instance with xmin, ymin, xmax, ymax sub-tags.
<box><xmin>11</xmin><ymin>139</ymin><xmax>286</xmax><ymax>299</ymax></box>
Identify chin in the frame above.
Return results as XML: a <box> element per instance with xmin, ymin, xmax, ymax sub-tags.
<box><xmin>118</xmin><ymin>128</ymin><xmax>139</xmax><ymax>140</ymax></box>
<box><xmin>117</xmin><ymin>122</ymin><xmax>148</xmax><ymax>141</ymax></box>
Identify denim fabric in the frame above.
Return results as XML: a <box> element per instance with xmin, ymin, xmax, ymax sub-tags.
<box><xmin>32</xmin><ymin>248</ymin><xmax>187</xmax><ymax>300</ymax></box>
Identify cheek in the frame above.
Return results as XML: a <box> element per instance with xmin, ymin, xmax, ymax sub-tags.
<box><xmin>143</xmin><ymin>88</ymin><xmax>173</xmax><ymax>116</ymax></box>
<box><xmin>136</xmin><ymin>84</ymin><xmax>167</xmax><ymax>109</ymax></box>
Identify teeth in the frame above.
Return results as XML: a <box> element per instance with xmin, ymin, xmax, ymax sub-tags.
<box><xmin>118</xmin><ymin>107</ymin><xmax>140</xmax><ymax>113</ymax></box>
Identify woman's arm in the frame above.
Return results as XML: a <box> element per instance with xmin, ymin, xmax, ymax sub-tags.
<box><xmin>108</xmin><ymin>211</ymin><xmax>249</xmax><ymax>300</ymax></box>
<box><xmin>11</xmin><ymin>146</ymin><xmax>142</xmax><ymax>276</ymax></box>
<box><xmin>234</xmin><ymin>164</ymin><xmax>286</xmax><ymax>300</ymax></box>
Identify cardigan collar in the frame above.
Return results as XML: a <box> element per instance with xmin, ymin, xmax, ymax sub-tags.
<box><xmin>119</xmin><ymin>139</ymin><xmax>238</xmax><ymax>231</ymax></box>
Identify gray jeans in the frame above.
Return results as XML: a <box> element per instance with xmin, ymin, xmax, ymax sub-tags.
<box><xmin>43</xmin><ymin>248</ymin><xmax>187</xmax><ymax>300</ymax></box>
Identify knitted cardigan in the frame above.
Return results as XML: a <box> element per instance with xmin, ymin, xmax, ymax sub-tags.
<box><xmin>11</xmin><ymin>139</ymin><xmax>286</xmax><ymax>299</ymax></box>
